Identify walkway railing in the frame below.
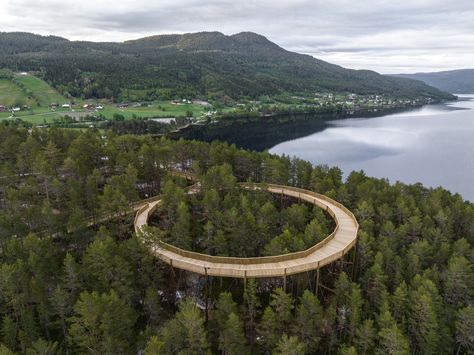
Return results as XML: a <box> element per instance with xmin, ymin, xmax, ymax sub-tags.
<box><xmin>134</xmin><ymin>180</ymin><xmax>359</xmax><ymax>277</ymax></box>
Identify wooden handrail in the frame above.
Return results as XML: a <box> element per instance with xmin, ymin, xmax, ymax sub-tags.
<box><xmin>134</xmin><ymin>179</ymin><xmax>359</xmax><ymax>277</ymax></box>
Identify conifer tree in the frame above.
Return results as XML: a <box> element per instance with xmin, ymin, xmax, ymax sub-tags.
<box><xmin>455</xmin><ymin>306</ymin><xmax>474</xmax><ymax>354</ymax></box>
<box><xmin>273</xmin><ymin>334</ymin><xmax>306</xmax><ymax>355</ymax></box>
<box><xmin>293</xmin><ymin>290</ymin><xmax>322</xmax><ymax>351</ymax></box>
<box><xmin>214</xmin><ymin>292</ymin><xmax>239</xmax><ymax>330</ymax></box>
<box><xmin>376</xmin><ymin>303</ymin><xmax>409</xmax><ymax>355</ymax></box>
<box><xmin>219</xmin><ymin>313</ymin><xmax>249</xmax><ymax>355</ymax></box>
<box><xmin>170</xmin><ymin>201</ymin><xmax>192</xmax><ymax>249</ymax></box>
<box><xmin>69</xmin><ymin>291</ymin><xmax>137</xmax><ymax>354</ymax></box>
<box><xmin>408</xmin><ymin>284</ymin><xmax>440</xmax><ymax>354</ymax></box>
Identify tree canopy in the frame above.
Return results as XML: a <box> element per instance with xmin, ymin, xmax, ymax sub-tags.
<box><xmin>0</xmin><ymin>122</ymin><xmax>472</xmax><ymax>354</ymax></box>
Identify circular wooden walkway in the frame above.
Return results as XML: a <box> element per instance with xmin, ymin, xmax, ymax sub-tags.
<box><xmin>134</xmin><ymin>182</ymin><xmax>358</xmax><ymax>278</ymax></box>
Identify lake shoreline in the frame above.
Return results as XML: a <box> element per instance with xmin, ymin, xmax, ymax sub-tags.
<box><xmin>270</xmin><ymin>95</ymin><xmax>474</xmax><ymax>201</ymax></box>
<box><xmin>168</xmin><ymin>102</ymin><xmax>447</xmax><ymax>151</ymax></box>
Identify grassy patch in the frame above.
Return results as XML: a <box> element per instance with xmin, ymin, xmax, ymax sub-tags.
<box><xmin>0</xmin><ymin>110</ymin><xmax>60</xmax><ymax>124</ymax></box>
<box><xmin>98</xmin><ymin>101</ymin><xmax>207</xmax><ymax>120</ymax></box>
<box><xmin>14</xmin><ymin>74</ymin><xmax>68</xmax><ymax>107</ymax></box>
<box><xmin>0</xmin><ymin>79</ymin><xmax>35</xmax><ymax>107</ymax></box>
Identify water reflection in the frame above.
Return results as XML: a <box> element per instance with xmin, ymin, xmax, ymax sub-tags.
<box><xmin>270</xmin><ymin>95</ymin><xmax>474</xmax><ymax>201</ymax></box>
<box><xmin>172</xmin><ymin>107</ymin><xmax>414</xmax><ymax>152</ymax></box>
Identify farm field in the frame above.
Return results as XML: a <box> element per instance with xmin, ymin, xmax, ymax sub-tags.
<box><xmin>0</xmin><ymin>73</ymin><xmax>211</xmax><ymax>125</ymax></box>
<box><xmin>0</xmin><ymin>73</ymin><xmax>78</xmax><ymax>124</ymax></box>
<box><xmin>0</xmin><ymin>109</ymin><xmax>84</xmax><ymax>124</ymax></box>
<box><xmin>0</xmin><ymin>79</ymin><xmax>36</xmax><ymax>107</ymax></box>
<box><xmin>0</xmin><ymin>102</ymin><xmax>208</xmax><ymax>124</ymax></box>
<box><xmin>99</xmin><ymin>101</ymin><xmax>208</xmax><ymax>120</ymax></box>
<box><xmin>14</xmin><ymin>74</ymin><xmax>69</xmax><ymax>107</ymax></box>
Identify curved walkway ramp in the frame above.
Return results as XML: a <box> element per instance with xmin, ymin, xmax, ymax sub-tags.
<box><xmin>135</xmin><ymin>183</ymin><xmax>358</xmax><ymax>279</ymax></box>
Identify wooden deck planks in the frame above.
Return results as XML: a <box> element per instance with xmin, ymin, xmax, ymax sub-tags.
<box><xmin>134</xmin><ymin>183</ymin><xmax>358</xmax><ymax>278</ymax></box>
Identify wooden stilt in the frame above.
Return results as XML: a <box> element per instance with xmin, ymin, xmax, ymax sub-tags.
<box><xmin>204</xmin><ymin>267</ymin><xmax>209</xmax><ymax>323</ymax></box>
<box><xmin>244</xmin><ymin>270</ymin><xmax>247</xmax><ymax>295</ymax></box>
<box><xmin>183</xmin><ymin>269</ymin><xmax>187</xmax><ymax>296</ymax></box>
<box><xmin>283</xmin><ymin>268</ymin><xmax>287</xmax><ymax>292</ymax></box>
<box><xmin>319</xmin><ymin>284</ymin><xmax>335</xmax><ymax>293</ymax></box>
<box><xmin>315</xmin><ymin>263</ymin><xmax>320</xmax><ymax>296</ymax></box>
<box><xmin>306</xmin><ymin>271</ymin><xmax>312</xmax><ymax>292</ymax></box>
<box><xmin>351</xmin><ymin>242</ymin><xmax>358</xmax><ymax>281</ymax></box>
<box><xmin>297</xmin><ymin>274</ymin><xmax>302</xmax><ymax>297</ymax></box>
<box><xmin>169</xmin><ymin>259</ymin><xmax>176</xmax><ymax>282</ymax></box>
<box><xmin>169</xmin><ymin>259</ymin><xmax>177</xmax><ymax>308</ymax></box>
<box><xmin>209</xmin><ymin>275</ymin><xmax>213</xmax><ymax>306</ymax></box>
<box><xmin>177</xmin><ymin>269</ymin><xmax>181</xmax><ymax>290</ymax></box>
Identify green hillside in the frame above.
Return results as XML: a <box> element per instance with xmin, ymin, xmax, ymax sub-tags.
<box><xmin>392</xmin><ymin>69</ymin><xmax>474</xmax><ymax>93</ymax></box>
<box><xmin>0</xmin><ymin>70</ymin><xmax>208</xmax><ymax>124</ymax></box>
<box><xmin>0</xmin><ymin>31</ymin><xmax>455</xmax><ymax>102</ymax></box>
<box><xmin>14</xmin><ymin>73</ymin><xmax>67</xmax><ymax>106</ymax></box>
<box><xmin>0</xmin><ymin>78</ymin><xmax>34</xmax><ymax>107</ymax></box>
<box><xmin>0</xmin><ymin>71</ymin><xmax>75</xmax><ymax>123</ymax></box>
<box><xmin>0</xmin><ymin>70</ymin><xmax>67</xmax><ymax>108</ymax></box>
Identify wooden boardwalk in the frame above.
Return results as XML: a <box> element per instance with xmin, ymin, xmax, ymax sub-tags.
<box><xmin>134</xmin><ymin>182</ymin><xmax>358</xmax><ymax>278</ymax></box>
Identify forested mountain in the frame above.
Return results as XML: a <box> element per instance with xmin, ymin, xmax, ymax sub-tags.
<box><xmin>0</xmin><ymin>122</ymin><xmax>473</xmax><ymax>353</ymax></box>
<box><xmin>0</xmin><ymin>31</ymin><xmax>454</xmax><ymax>101</ymax></box>
<box><xmin>392</xmin><ymin>69</ymin><xmax>474</xmax><ymax>93</ymax></box>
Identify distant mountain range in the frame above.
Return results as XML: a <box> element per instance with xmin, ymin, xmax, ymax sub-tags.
<box><xmin>0</xmin><ymin>31</ymin><xmax>454</xmax><ymax>101</ymax></box>
<box><xmin>392</xmin><ymin>69</ymin><xmax>474</xmax><ymax>94</ymax></box>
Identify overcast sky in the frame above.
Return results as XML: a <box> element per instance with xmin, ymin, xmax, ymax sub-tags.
<box><xmin>1</xmin><ymin>0</ymin><xmax>473</xmax><ymax>73</ymax></box>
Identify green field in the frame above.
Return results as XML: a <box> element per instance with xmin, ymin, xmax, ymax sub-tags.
<box><xmin>99</xmin><ymin>102</ymin><xmax>207</xmax><ymax>120</ymax></box>
<box><xmin>0</xmin><ymin>73</ymin><xmax>211</xmax><ymax>125</ymax></box>
<box><xmin>14</xmin><ymin>74</ymin><xmax>69</xmax><ymax>107</ymax></box>
<box><xmin>0</xmin><ymin>102</ymin><xmax>209</xmax><ymax>125</ymax></box>
<box><xmin>0</xmin><ymin>73</ymin><xmax>76</xmax><ymax>124</ymax></box>
<box><xmin>0</xmin><ymin>109</ymin><xmax>82</xmax><ymax>124</ymax></box>
<box><xmin>0</xmin><ymin>79</ymin><xmax>36</xmax><ymax>107</ymax></box>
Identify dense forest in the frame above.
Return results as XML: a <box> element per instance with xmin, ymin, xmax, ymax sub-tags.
<box><xmin>148</xmin><ymin>169</ymin><xmax>332</xmax><ymax>257</ymax></box>
<box><xmin>0</xmin><ymin>32</ymin><xmax>455</xmax><ymax>102</ymax></box>
<box><xmin>0</xmin><ymin>122</ymin><xmax>473</xmax><ymax>354</ymax></box>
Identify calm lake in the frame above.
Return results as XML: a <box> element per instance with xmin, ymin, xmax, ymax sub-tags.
<box><xmin>173</xmin><ymin>95</ymin><xmax>473</xmax><ymax>201</ymax></box>
<box><xmin>270</xmin><ymin>95</ymin><xmax>474</xmax><ymax>201</ymax></box>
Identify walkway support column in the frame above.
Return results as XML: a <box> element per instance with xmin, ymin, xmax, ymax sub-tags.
<box><xmin>315</xmin><ymin>262</ymin><xmax>320</xmax><ymax>296</ymax></box>
<box><xmin>351</xmin><ymin>242</ymin><xmax>358</xmax><ymax>281</ymax></box>
<box><xmin>204</xmin><ymin>267</ymin><xmax>209</xmax><ymax>322</ymax></box>
<box><xmin>244</xmin><ymin>270</ymin><xmax>247</xmax><ymax>293</ymax></box>
<box><xmin>340</xmin><ymin>250</ymin><xmax>344</xmax><ymax>273</ymax></box>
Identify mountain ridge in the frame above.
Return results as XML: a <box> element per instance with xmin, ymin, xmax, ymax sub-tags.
<box><xmin>0</xmin><ymin>31</ymin><xmax>455</xmax><ymax>101</ymax></box>
<box><xmin>392</xmin><ymin>69</ymin><xmax>474</xmax><ymax>93</ymax></box>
